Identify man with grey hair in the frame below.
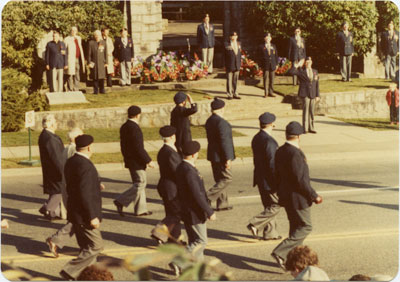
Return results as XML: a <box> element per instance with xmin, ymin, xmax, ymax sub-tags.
<box><xmin>64</xmin><ymin>26</ymin><xmax>85</xmax><ymax>91</ymax></box>
<box><xmin>88</xmin><ymin>30</ymin><xmax>107</xmax><ymax>94</ymax></box>
<box><xmin>38</xmin><ymin>114</ymin><xmax>67</xmax><ymax>220</ymax></box>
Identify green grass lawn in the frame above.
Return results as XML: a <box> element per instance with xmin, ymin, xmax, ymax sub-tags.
<box><xmin>333</xmin><ymin>117</ymin><xmax>399</xmax><ymax>131</ymax></box>
<box><xmin>2</xmin><ymin>146</ymin><xmax>253</xmax><ymax>169</ymax></box>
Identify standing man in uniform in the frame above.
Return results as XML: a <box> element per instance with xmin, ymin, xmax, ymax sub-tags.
<box><xmin>246</xmin><ymin>113</ymin><xmax>281</xmax><ymax>241</ymax></box>
<box><xmin>258</xmin><ymin>32</ymin><xmax>278</xmax><ymax>98</ymax></box>
<box><xmin>288</xmin><ymin>27</ymin><xmax>306</xmax><ymax>86</ymax></box>
<box><xmin>64</xmin><ymin>26</ymin><xmax>85</xmax><ymax>91</ymax></box>
<box><xmin>60</xmin><ymin>135</ymin><xmax>104</xmax><ymax>280</ymax></box>
<box><xmin>381</xmin><ymin>21</ymin><xmax>399</xmax><ymax>80</ymax></box>
<box><xmin>114</xmin><ymin>28</ymin><xmax>134</xmax><ymax>86</ymax></box>
<box><xmin>170</xmin><ymin>91</ymin><xmax>198</xmax><ymax>156</ymax></box>
<box><xmin>45</xmin><ymin>31</ymin><xmax>68</xmax><ymax>92</ymax></box>
<box><xmin>206</xmin><ymin>98</ymin><xmax>235</xmax><ymax>211</ymax></box>
<box><xmin>102</xmin><ymin>27</ymin><xmax>115</xmax><ymax>88</ymax></box>
<box><xmin>88</xmin><ymin>30</ymin><xmax>107</xmax><ymax>94</ymax></box>
<box><xmin>114</xmin><ymin>106</ymin><xmax>154</xmax><ymax>217</ymax></box>
<box><xmin>336</xmin><ymin>21</ymin><xmax>354</xmax><ymax>82</ymax></box>
<box><xmin>197</xmin><ymin>13</ymin><xmax>215</xmax><ymax>74</ymax></box>
<box><xmin>271</xmin><ymin>121</ymin><xmax>323</xmax><ymax>270</ymax></box>
<box><xmin>225</xmin><ymin>31</ymin><xmax>242</xmax><ymax>100</ymax></box>
<box><xmin>38</xmin><ymin>114</ymin><xmax>67</xmax><ymax>220</ymax></box>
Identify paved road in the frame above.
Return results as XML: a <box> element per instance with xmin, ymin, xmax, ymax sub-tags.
<box><xmin>1</xmin><ymin>151</ymin><xmax>398</xmax><ymax>281</ymax></box>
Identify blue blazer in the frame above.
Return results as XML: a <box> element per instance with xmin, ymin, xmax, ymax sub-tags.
<box><xmin>197</xmin><ymin>23</ymin><xmax>215</xmax><ymax>48</ymax></box>
<box><xmin>224</xmin><ymin>41</ymin><xmax>242</xmax><ymax>72</ymax></box>
<box><xmin>205</xmin><ymin>114</ymin><xmax>235</xmax><ymax>163</ymax></box>
<box><xmin>45</xmin><ymin>41</ymin><xmax>67</xmax><ymax>69</ymax></box>
<box><xmin>114</xmin><ymin>37</ymin><xmax>134</xmax><ymax>62</ymax></box>
<box><xmin>258</xmin><ymin>43</ymin><xmax>278</xmax><ymax>71</ymax></box>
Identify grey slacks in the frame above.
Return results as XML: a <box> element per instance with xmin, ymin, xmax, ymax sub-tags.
<box><xmin>184</xmin><ymin>222</ymin><xmax>208</xmax><ymax>261</ymax></box>
<box><xmin>51</xmin><ymin>222</ymin><xmax>74</xmax><ymax>249</ymax></box>
<box><xmin>115</xmin><ymin>169</ymin><xmax>148</xmax><ymax>215</ymax></box>
<box><xmin>41</xmin><ymin>193</ymin><xmax>63</xmax><ymax>218</ymax></box>
<box><xmin>67</xmin><ymin>60</ymin><xmax>81</xmax><ymax>91</ymax></box>
<box><xmin>302</xmin><ymin>97</ymin><xmax>316</xmax><ymax>132</ymax></box>
<box><xmin>226</xmin><ymin>71</ymin><xmax>239</xmax><ymax>98</ymax></box>
<box><xmin>202</xmin><ymin>48</ymin><xmax>214</xmax><ymax>73</ymax></box>
<box><xmin>340</xmin><ymin>55</ymin><xmax>352</xmax><ymax>81</ymax></box>
<box><xmin>385</xmin><ymin>55</ymin><xmax>397</xmax><ymax>80</ymax></box>
<box><xmin>51</xmin><ymin>68</ymin><xmax>64</xmax><ymax>92</ymax></box>
<box><xmin>207</xmin><ymin>162</ymin><xmax>233</xmax><ymax>209</ymax></box>
<box><xmin>120</xmin><ymin>60</ymin><xmax>132</xmax><ymax>86</ymax></box>
<box><xmin>263</xmin><ymin>69</ymin><xmax>275</xmax><ymax>95</ymax></box>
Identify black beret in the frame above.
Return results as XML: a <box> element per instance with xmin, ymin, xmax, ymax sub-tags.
<box><xmin>264</xmin><ymin>32</ymin><xmax>271</xmax><ymax>38</ymax></box>
<box><xmin>75</xmin><ymin>134</ymin><xmax>94</xmax><ymax>149</ymax></box>
<box><xmin>305</xmin><ymin>56</ymin><xmax>312</xmax><ymax>61</ymax></box>
<box><xmin>182</xmin><ymin>141</ymin><xmax>201</xmax><ymax>156</ymax></box>
<box><xmin>286</xmin><ymin>121</ymin><xmax>304</xmax><ymax>135</ymax></box>
<box><xmin>128</xmin><ymin>105</ymin><xmax>141</xmax><ymax>117</ymax></box>
<box><xmin>211</xmin><ymin>98</ymin><xmax>225</xmax><ymax>110</ymax></box>
<box><xmin>259</xmin><ymin>112</ymin><xmax>276</xmax><ymax>124</ymax></box>
<box><xmin>159</xmin><ymin>126</ymin><xmax>176</xmax><ymax>137</ymax></box>
<box><xmin>174</xmin><ymin>91</ymin><xmax>187</xmax><ymax>104</ymax></box>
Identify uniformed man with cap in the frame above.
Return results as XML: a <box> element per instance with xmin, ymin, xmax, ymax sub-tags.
<box><xmin>271</xmin><ymin>121</ymin><xmax>322</xmax><ymax>271</ymax></box>
<box><xmin>336</xmin><ymin>21</ymin><xmax>354</xmax><ymax>82</ymax></box>
<box><xmin>114</xmin><ymin>105</ymin><xmax>155</xmax><ymax>217</ymax></box>
<box><xmin>60</xmin><ymin>134</ymin><xmax>104</xmax><ymax>280</ymax></box>
<box><xmin>246</xmin><ymin>112</ymin><xmax>282</xmax><ymax>241</ymax></box>
<box><xmin>151</xmin><ymin>125</ymin><xmax>183</xmax><ymax>244</ymax></box>
<box><xmin>205</xmin><ymin>98</ymin><xmax>235</xmax><ymax>211</ymax></box>
<box><xmin>170</xmin><ymin>91</ymin><xmax>198</xmax><ymax>156</ymax></box>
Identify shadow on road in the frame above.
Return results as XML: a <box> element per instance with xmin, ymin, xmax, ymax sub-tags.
<box><xmin>2</xmin><ymin>193</ymin><xmax>44</xmax><ymax>205</ymax></box>
<box><xmin>311</xmin><ymin>178</ymin><xmax>387</xmax><ymax>189</ymax></box>
<box><xmin>339</xmin><ymin>200</ymin><xmax>399</xmax><ymax>211</ymax></box>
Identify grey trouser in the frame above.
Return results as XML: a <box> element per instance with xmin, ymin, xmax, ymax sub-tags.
<box><xmin>184</xmin><ymin>222</ymin><xmax>208</xmax><ymax>261</ymax></box>
<box><xmin>385</xmin><ymin>55</ymin><xmax>397</xmax><ymax>80</ymax></box>
<box><xmin>67</xmin><ymin>60</ymin><xmax>81</xmax><ymax>91</ymax></box>
<box><xmin>120</xmin><ymin>60</ymin><xmax>132</xmax><ymax>86</ymax></box>
<box><xmin>272</xmin><ymin>206</ymin><xmax>312</xmax><ymax>261</ymax></box>
<box><xmin>207</xmin><ymin>162</ymin><xmax>233</xmax><ymax>209</ymax></box>
<box><xmin>263</xmin><ymin>69</ymin><xmax>275</xmax><ymax>95</ymax></box>
<box><xmin>61</xmin><ymin>224</ymin><xmax>104</xmax><ymax>279</ymax></box>
<box><xmin>202</xmin><ymin>48</ymin><xmax>214</xmax><ymax>73</ymax></box>
<box><xmin>340</xmin><ymin>55</ymin><xmax>352</xmax><ymax>81</ymax></box>
<box><xmin>249</xmin><ymin>188</ymin><xmax>281</xmax><ymax>239</ymax></box>
<box><xmin>115</xmin><ymin>169</ymin><xmax>148</xmax><ymax>215</ymax></box>
<box><xmin>42</xmin><ymin>193</ymin><xmax>63</xmax><ymax>218</ymax></box>
<box><xmin>302</xmin><ymin>97</ymin><xmax>316</xmax><ymax>132</ymax></box>
<box><xmin>51</xmin><ymin>68</ymin><xmax>64</xmax><ymax>92</ymax></box>
<box><xmin>50</xmin><ymin>222</ymin><xmax>74</xmax><ymax>249</ymax></box>
<box><xmin>226</xmin><ymin>71</ymin><xmax>239</xmax><ymax>98</ymax></box>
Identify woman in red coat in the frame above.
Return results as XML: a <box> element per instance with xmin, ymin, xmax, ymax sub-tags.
<box><xmin>386</xmin><ymin>83</ymin><xmax>399</xmax><ymax>125</ymax></box>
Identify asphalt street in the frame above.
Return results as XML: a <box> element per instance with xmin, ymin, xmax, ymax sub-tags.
<box><xmin>1</xmin><ymin>151</ymin><xmax>398</xmax><ymax>281</ymax></box>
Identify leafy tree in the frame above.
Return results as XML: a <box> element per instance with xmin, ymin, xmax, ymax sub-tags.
<box><xmin>376</xmin><ymin>1</ymin><xmax>399</xmax><ymax>32</ymax></box>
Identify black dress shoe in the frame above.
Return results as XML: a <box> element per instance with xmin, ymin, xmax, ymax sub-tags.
<box><xmin>233</xmin><ymin>96</ymin><xmax>241</xmax><ymax>99</ymax></box>
<box><xmin>46</xmin><ymin>237</ymin><xmax>59</xmax><ymax>258</ymax></box>
<box><xmin>134</xmin><ymin>211</ymin><xmax>153</xmax><ymax>216</ymax></box>
<box><xmin>113</xmin><ymin>200</ymin><xmax>124</xmax><ymax>217</ymax></box>
<box><xmin>308</xmin><ymin>130</ymin><xmax>317</xmax><ymax>134</ymax></box>
<box><xmin>263</xmin><ymin>235</ymin><xmax>282</xmax><ymax>241</ymax></box>
<box><xmin>151</xmin><ymin>235</ymin><xmax>164</xmax><ymax>245</ymax></box>
<box><xmin>268</xmin><ymin>93</ymin><xmax>276</xmax><ymax>97</ymax></box>
<box><xmin>227</xmin><ymin>96</ymin><xmax>233</xmax><ymax>100</ymax></box>
<box><xmin>271</xmin><ymin>253</ymin><xmax>286</xmax><ymax>271</ymax></box>
<box><xmin>246</xmin><ymin>224</ymin><xmax>259</xmax><ymax>239</ymax></box>
<box><xmin>215</xmin><ymin>206</ymin><xmax>233</xmax><ymax>211</ymax></box>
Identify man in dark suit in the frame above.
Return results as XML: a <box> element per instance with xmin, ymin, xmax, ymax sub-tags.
<box><xmin>197</xmin><ymin>13</ymin><xmax>215</xmax><ymax>73</ymax></box>
<box><xmin>45</xmin><ymin>31</ymin><xmax>68</xmax><ymax>92</ymax></box>
<box><xmin>88</xmin><ymin>30</ymin><xmax>108</xmax><ymax>94</ymax></box>
<box><xmin>176</xmin><ymin>141</ymin><xmax>216</xmax><ymax>262</ymax></box>
<box><xmin>225</xmin><ymin>31</ymin><xmax>242</xmax><ymax>99</ymax></box>
<box><xmin>60</xmin><ymin>134</ymin><xmax>104</xmax><ymax>280</ymax></box>
<box><xmin>247</xmin><ymin>113</ymin><xmax>281</xmax><ymax>241</ymax></box>
<box><xmin>114</xmin><ymin>106</ymin><xmax>155</xmax><ymax>217</ymax></box>
<box><xmin>170</xmin><ymin>91</ymin><xmax>198</xmax><ymax>156</ymax></box>
<box><xmin>206</xmin><ymin>98</ymin><xmax>235</xmax><ymax>211</ymax></box>
<box><xmin>336</xmin><ymin>21</ymin><xmax>354</xmax><ymax>82</ymax></box>
<box><xmin>38</xmin><ymin>114</ymin><xmax>67</xmax><ymax>220</ymax></box>
<box><xmin>271</xmin><ymin>121</ymin><xmax>322</xmax><ymax>270</ymax></box>
<box><xmin>151</xmin><ymin>126</ymin><xmax>183</xmax><ymax>244</ymax></box>
<box><xmin>381</xmin><ymin>21</ymin><xmax>399</xmax><ymax>80</ymax></box>
<box><xmin>288</xmin><ymin>27</ymin><xmax>306</xmax><ymax>86</ymax></box>
<box><xmin>114</xmin><ymin>28</ymin><xmax>134</xmax><ymax>86</ymax></box>
<box><xmin>288</xmin><ymin>57</ymin><xmax>320</xmax><ymax>134</ymax></box>
<box><xmin>259</xmin><ymin>32</ymin><xmax>278</xmax><ymax>98</ymax></box>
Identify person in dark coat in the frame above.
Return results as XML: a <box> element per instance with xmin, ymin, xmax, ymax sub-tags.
<box><xmin>197</xmin><ymin>13</ymin><xmax>215</xmax><ymax>73</ymax></box>
<box><xmin>288</xmin><ymin>57</ymin><xmax>320</xmax><ymax>134</ymax></box>
<box><xmin>60</xmin><ymin>135</ymin><xmax>104</xmax><ymax>280</ymax></box>
<box><xmin>225</xmin><ymin>31</ymin><xmax>242</xmax><ymax>99</ymax></box>
<box><xmin>205</xmin><ymin>98</ymin><xmax>235</xmax><ymax>210</ymax></box>
<box><xmin>271</xmin><ymin>121</ymin><xmax>322</xmax><ymax>271</ymax></box>
<box><xmin>336</xmin><ymin>21</ymin><xmax>354</xmax><ymax>82</ymax></box>
<box><xmin>176</xmin><ymin>141</ymin><xmax>216</xmax><ymax>262</ymax></box>
<box><xmin>170</xmin><ymin>91</ymin><xmax>198</xmax><ymax>156</ymax></box>
<box><xmin>38</xmin><ymin>114</ymin><xmax>67</xmax><ymax>220</ymax></box>
<box><xmin>114</xmin><ymin>28</ymin><xmax>134</xmax><ymax>86</ymax></box>
<box><xmin>45</xmin><ymin>31</ymin><xmax>68</xmax><ymax>92</ymax></box>
<box><xmin>381</xmin><ymin>21</ymin><xmax>399</xmax><ymax>80</ymax></box>
<box><xmin>247</xmin><ymin>113</ymin><xmax>281</xmax><ymax>241</ymax></box>
<box><xmin>88</xmin><ymin>30</ymin><xmax>107</xmax><ymax>94</ymax></box>
<box><xmin>114</xmin><ymin>105</ymin><xmax>155</xmax><ymax>217</ymax></box>
<box><xmin>151</xmin><ymin>126</ymin><xmax>183</xmax><ymax>244</ymax></box>
<box><xmin>258</xmin><ymin>32</ymin><xmax>278</xmax><ymax>98</ymax></box>
<box><xmin>288</xmin><ymin>27</ymin><xmax>306</xmax><ymax>86</ymax></box>
<box><xmin>386</xmin><ymin>83</ymin><xmax>399</xmax><ymax>125</ymax></box>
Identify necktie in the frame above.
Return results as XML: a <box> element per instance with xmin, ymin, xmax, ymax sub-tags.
<box><xmin>307</xmin><ymin>68</ymin><xmax>312</xmax><ymax>79</ymax></box>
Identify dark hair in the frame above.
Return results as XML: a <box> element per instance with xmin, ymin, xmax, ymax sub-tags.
<box><xmin>349</xmin><ymin>274</ymin><xmax>371</xmax><ymax>281</ymax></box>
<box><xmin>53</xmin><ymin>30</ymin><xmax>60</xmax><ymax>35</ymax></box>
<box><xmin>120</xmin><ymin>28</ymin><xmax>128</xmax><ymax>33</ymax></box>
<box><xmin>230</xmin><ymin>31</ymin><xmax>238</xmax><ymax>36</ymax></box>
<box><xmin>204</xmin><ymin>13</ymin><xmax>210</xmax><ymax>19</ymax></box>
<box><xmin>101</xmin><ymin>27</ymin><xmax>109</xmax><ymax>32</ymax></box>
<box><xmin>285</xmin><ymin>245</ymin><xmax>319</xmax><ymax>272</ymax></box>
<box><xmin>77</xmin><ymin>265</ymin><xmax>114</xmax><ymax>281</ymax></box>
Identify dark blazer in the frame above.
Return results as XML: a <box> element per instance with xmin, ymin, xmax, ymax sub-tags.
<box><xmin>381</xmin><ymin>30</ymin><xmax>399</xmax><ymax>56</ymax></box>
<box><xmin>252</xmin><ymin>130</ymin><xmax>278</xmax><ymax>192</ymax></box>
<box><xmin>205</xmin><ymin>114</ymin><xmax>235</xmax><ymax>163</ymax></box>
<box><xmin>275</xmin><ymin>143</ymin><xmax>318</xmax><ymax>210</ymax></box>
<box><xmin>176</xmin><ymin>161</ymin><xmax>214</xmax><ymax>225</ymax></box>
<box><xmin>38</xmin><ymin>129</ymin><xmax>66</xmax><ymax>195</ymax></box>
<box><xmin>258</xmin><ymin>43</ymin><xmax>278</xmax><ymax>71</ymax></box>
<box><xmin>197</xmin><ymin>23</ymin><xmax>215</xmax><ymax>48</ymax></box>
<box><xmin>157</xmin><ymin>144</ymin><xmax>182</xmax><ymax>201</ymax></box>
<box><xmin>288</xmin><ymin>36</ymin><xmax>306</xmax><ymax>62</ymax></box>
<box><xmin>170</xmin><ymin>103</ymin><xmax>198</xmax><ymax>153</ymax></box>
<box><xmin>336</xmin><ymin>31</ymin><xmax>354</xmax><ymax>56</ymax></box>
<box><xmin>288</xmin><ymin>67</ymin><xmax>320</xmax><ymax>99</ymax></box>
<box><xmin>45</xmin><ymin>41</ymin><xmax>67</xmax><ymax>69</ymax></box>
<box><xmin>65</xmin><ymin>154</ymin><xmax>102</xmax><ymax>226</ymax></box>
<box><xmin>224</xmin><ymin>41</ymin><xmax>242</xmax><ymax>72</ymax></box>
<box><xmin>120</xmin><ymin>120</ymin><xmax>152</xmax><ymax>170</ymax></box>
<box><xmin>114</xmin><ymin>37</ymin><xmax>134</xmax><ymax>62</ymax></box>
<box><xmin>88</xmin><ymin>39</ymin><xmax>107</xmax><ymax>80</ymax></box>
